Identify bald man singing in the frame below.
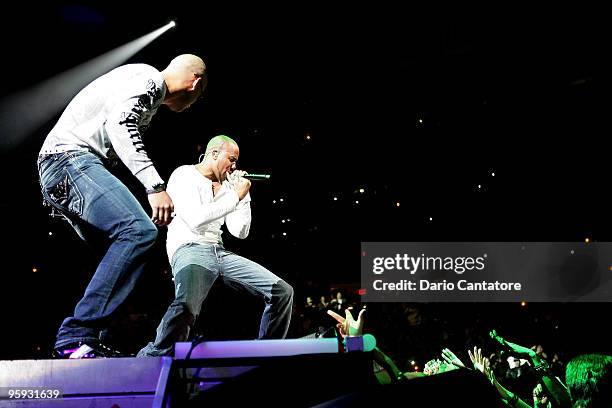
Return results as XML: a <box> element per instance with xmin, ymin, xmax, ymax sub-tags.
<box><xmin>138</xmin><ymin>135</ymin><xmax>293</xmax><ymax>357</ymax></box>
<box><xmin>38</xmin><ymin>54</ymin><xmax>207</xmax><ymax>358</ymax></box>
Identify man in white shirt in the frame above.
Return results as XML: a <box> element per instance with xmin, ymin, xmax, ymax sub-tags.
<box><xmin>37</xmin><ymin>54</ymin><xmax>207</xmax><ymax>358</ymax></box>
<box><xmin>138</xmin><ymin>135</ymin><xmax>293</xmax><ymax>357</ymax></box>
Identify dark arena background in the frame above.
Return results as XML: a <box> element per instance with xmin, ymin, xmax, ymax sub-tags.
<box><xmin>0</xmin><ymin>3</ymin><xmax>609</xmax><ymax>407</ymax></box>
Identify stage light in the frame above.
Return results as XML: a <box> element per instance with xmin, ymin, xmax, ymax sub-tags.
<box><xmin>1</xmin><ymin>21</ymin><xmax>178</xmax><ymax>150</ymax></box>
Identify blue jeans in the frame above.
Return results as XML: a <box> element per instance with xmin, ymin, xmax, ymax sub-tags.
<box><xmin>138</xmin><ymin>243</ymin><xmax>294</xmax><ymax>356</ymax></box>
<box><xmin>37</xmin><ymin>151</ymin><xmax>158</xmax><ymax>349</ymax></box>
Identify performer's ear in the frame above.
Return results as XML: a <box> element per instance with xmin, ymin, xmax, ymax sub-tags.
<box><xmin>212</xmin><ymin>151</ymin><xmax>219</xmax><ymax>160</ymax></box>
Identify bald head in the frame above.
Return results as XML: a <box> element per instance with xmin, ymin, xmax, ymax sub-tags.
<box><xmin>166</xmin><ymin>54</ymin><xmax>206</xmax><ymax>76</ymax></box>
<box><xmin>161</xmin><ymin>54</ymin><xmax>207</xmax><ymax>112</ymax></box>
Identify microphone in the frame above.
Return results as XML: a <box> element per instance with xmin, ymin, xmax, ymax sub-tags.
<box><xmin>243</xmin><ymin>173</ymin><xmax>271</xmax><ymax>180</ymax></box>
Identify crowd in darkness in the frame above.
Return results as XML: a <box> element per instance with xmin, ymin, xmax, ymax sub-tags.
<box><xmin>289</xmin><ymin>287</ymin><xmax>609</xmax><ymax>401</ymax></box>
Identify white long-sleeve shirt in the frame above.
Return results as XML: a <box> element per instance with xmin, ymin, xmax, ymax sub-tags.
<box><xmin>166</xmin><ymin>165</ymin><xmax>252</xmax><ymax>264</ymax></box>
<box><xmin>39</xmin><ymin>64</ymin><xmax>167</xmax><ymax>192</ymax></box>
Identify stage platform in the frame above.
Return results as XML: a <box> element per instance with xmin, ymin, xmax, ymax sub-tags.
<box><xmin>0</xmin><ymin>357</ymin><xmax>171</xmax><ymax>407</ymax></box>
<box><xmin>0</xmin><ymin>337</ymin><xmax>499</xmax><ymax>407</ymax></box>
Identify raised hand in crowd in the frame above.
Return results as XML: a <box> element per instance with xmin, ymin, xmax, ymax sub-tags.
<box><xmin>441</xmin><ymin>347</ymin><xmax>469</xmax><ymax>370</ymax></box>
<box><xmin>469</xmin><ymin>346</ymin><xmax>531</xmax><ymax>408</ymax></box>
<box><xmin>489</xmin><ymin>330</ymin><xmax>570</xmax><ymax>408</ymax></box>
<box><xmin>327</xmin><ymin>306</ymin><xmax>366</xmax><ymax>338</ymax></box>
<box><xmin>423</xmin><ymin>358</ymin><xmax>459</xmax><ymax>376</ymax></box>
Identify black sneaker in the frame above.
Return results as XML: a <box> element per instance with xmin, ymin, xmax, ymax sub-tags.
<box><xmin>52</xmin><ymin>341</ymin><xmax>125</xmax><ymax>359</ymax></box>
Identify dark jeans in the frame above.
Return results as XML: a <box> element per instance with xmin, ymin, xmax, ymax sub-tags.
<box><xmin>138</xmin><ymin>243</ymin><xmax>293</xmax><ymax>356</ymax></box>
<box><xmin>38</xmin><ymin>151</ymin><xmax>158</xmax><ymax>349</ymax></box>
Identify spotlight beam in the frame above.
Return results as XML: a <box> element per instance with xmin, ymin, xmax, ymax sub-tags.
<box><xmin>0</xmin><ymin>21</ymin><xmax>176</xmax><ymax>150</ymax></box>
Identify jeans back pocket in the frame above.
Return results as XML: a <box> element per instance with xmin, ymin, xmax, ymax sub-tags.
<box><xmin>40</xmin><ymin>157</ymin><xmax>84</xmax><ymax>218</ymax></box>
